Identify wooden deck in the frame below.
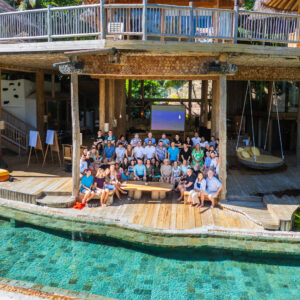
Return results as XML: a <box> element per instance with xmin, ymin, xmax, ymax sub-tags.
<box><xmin>0</xmin><ymin>155</ymin><xmax>299</xmax><ymax>231</ymax></box>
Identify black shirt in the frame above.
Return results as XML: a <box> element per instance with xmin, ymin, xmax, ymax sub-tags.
<box><xmin>180</xmin><ymin>148</ymin><xmax>191</xmax><ymax>161</ymax></box>
<box><xmin>95</xmin><ymin>135</ymin><xmax>105</xmax><ymax>143</ymax></box>
<box><xmin>185</xmin><ymin>173</ymin><xmax>196</xmax><ymax>191</ymax></box>
<box><xmin>86</xmin><ymin>157</ymin><xmax>94</xmax><ymax>165</ymax></box>
<box><xmin>173</xmin><ymin>138</ymin><xmax>183</xmax><ymax>145</ymax></box>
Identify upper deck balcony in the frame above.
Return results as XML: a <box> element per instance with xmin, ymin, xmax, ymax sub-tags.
<box><xmin>0</xmin><ymin>0</ymin><xmax>300</xmax><ymax>48</ymax></box>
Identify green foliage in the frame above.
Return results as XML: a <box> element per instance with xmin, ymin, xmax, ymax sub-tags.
<box><xmin>7</xmin><ymin>0</ymin><xmax>82</xmax><ymax>10</ymax></box>
<box><xmin>126</xmin><ymin>80</ymin><xmax>167</xmax><ymax>99</ymax></box>
<box><xmin>243</xmin><ymin>0</ymin><xmax>255</xmax><ymax>11</ymax></box>
<box><xmin>163</xmin><ymin>80</ymin><xmax>187</xmax><ymax>90</ymax></box>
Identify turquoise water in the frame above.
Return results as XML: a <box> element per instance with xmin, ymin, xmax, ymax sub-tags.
<box><xmin>0</xmin><ymin>218</ymin><xmax>299</xmax><ymax>300</ymax></box>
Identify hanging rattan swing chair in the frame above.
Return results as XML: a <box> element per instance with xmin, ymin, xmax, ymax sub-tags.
<box><xmin>236</xmin><ymin>81</ymin><xmax>285</xmax><ymax>170</ymax></box>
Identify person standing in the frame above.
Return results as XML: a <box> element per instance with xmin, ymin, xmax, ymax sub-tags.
<box><xmin>167</xmin><ymin>141</ymin><xmax>180</xmax><ymax>163</ymax></box>
<box><xmin>180</xmin><ymin>143</ymin><xmax>191</xmax><ymax>162</ymax></box>
<box><xmin>104</xmin><ymin>130</ymin><xmax>116</xmax><ymax>145</ymax></box>
<box><xmin>155</xmin><ymin>141</ymin><xmax>167</xmax><ymax>162</ymax></box>
<box><xmin>130</xmin><ymin>133</ymin><xmax>141</xmax><ymax>146</ymax></box>
<box><xmin>191</xmin><ymin>143</ymin><xmax>204</xmax><ymax>171</ymax></box>
<box><xmin>133</xmin><ymin>141</ymin><xmax>145</xmax><ymax>161</ymax></box>
<box><xmin>144</xmin><ymin>132</ymin><xmax>156</xmax><ymax>145</ymax></box>
<box><xmin>143</xmin><ymin>140</ymin><xmax>156</xmax><ymax>161</ymax></box>
<box><xmin>192</xmin><ymin>132</ymin><xmax>201</xmax><ymax>147</ymax></box>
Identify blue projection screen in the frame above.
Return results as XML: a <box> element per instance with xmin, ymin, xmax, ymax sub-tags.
<box><xmin>151</xmin><ymin>105</ymin><xmax>185</xmax><ymax>131</ymax></box>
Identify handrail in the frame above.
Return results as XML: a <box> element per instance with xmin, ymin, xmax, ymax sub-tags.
<box><xmin>0</xmin><ymin>3</ymin><xmax>299</xmax><ymax>45</ymax></box>
<box><xmin>2</xmin><ymin>108</ymin><xmax>36</xmax><ymax>132</ymax></box>
<box><xmin>2</xmin><ymin>121</ymin><xmax>28</xmax><ymax>151</ymax></box>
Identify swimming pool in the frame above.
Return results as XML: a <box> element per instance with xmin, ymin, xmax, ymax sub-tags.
<box><xmin>0</xmin><ymin>217</ymin><xmax>299</xmax><ymax>300</ymax></box>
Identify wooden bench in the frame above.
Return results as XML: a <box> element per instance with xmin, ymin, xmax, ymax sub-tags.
<box><xmin>121</xmin><ymin>181</ymin><xmax>173</xmax><ymax>200</ymax></box>
<box><xmin>79</xmin><ymin>190</ymin><xmax>115</xmax><ymax>206</ymax></box>
<box><xmin>184</xmin><ymin>191</ymin><xmax>219</xmax><ymax>205</ymax></box>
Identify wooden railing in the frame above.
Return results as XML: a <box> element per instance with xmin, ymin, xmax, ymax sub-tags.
<box><xmin>2</xmin><ymin>122</ymin><xmax>28</xmax><ymax>151</ymax></box>
<box><xmin>0</xmin><ymin>2</ymin><xmax>300</xmax><ymax>45</ymax></box>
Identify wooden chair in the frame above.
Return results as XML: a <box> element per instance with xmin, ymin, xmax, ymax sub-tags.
<box><xmin>62</xmin><ymin>144</ymin><xmax>72</xmax><ymax>165</ymax></box>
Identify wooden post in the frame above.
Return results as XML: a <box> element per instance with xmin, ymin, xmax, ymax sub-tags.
<box><xmin>108</xmin><ymin>79</ymin><xmax>115</xmax><ymax>129</ymax></box>
<box><xmin>0</xmin><ymin>69</ymin><xmax>2</xmax><ymax>156</ymax></box>
<box><xmin>217</xmin><ymin>76</ymin><xmax>227</xmax><ymax>200</ymax></box>
<box><xmin>100</xmin><ymin>0</ymin><xmax>106</xmax><ymax>40</ymax></box>
<box><xmin>70</xmin><ymin>74</ymin><xmax>80</xmax><ymax>199</ymax></box>
<box><xmin>297</xmin><ymin>82</ymin><xmax>300</xmax><ymax>165</ymax></box>
<box><xmin>99</xmin><ymin>79</ymin><xmax>106</xmax><ymax>131</ymax></box>
<box><xmin>267</xmin><ymin>81</ymin><xmax>274</xmax><ymax>152</ymax></box>
<box><xmin>212</xmin><ymin>79</ymin><xmax>219</xmax><ymax>138</ymax></box>
<box><xmin>36</xmin><ymin>71</ymin><xmax>45</xmax><ymax>139</ymax></box>
<box><xmin>202</xmin><ymin>80</ymin><xmax>208</xmax><ymax>127</ymax></box>
<box><xmin>188</xmin><ymin>80</ymin><xmax>192</xmax><ymax>128</ymax></box>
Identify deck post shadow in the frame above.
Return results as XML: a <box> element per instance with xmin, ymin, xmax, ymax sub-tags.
<box><xmin>71</xmin><ymin>73</ymin><xmax>80</xmax><ymax>199</ymax></box>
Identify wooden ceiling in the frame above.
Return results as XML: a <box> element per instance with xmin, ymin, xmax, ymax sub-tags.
<box><xmin>83</xmin><ymin>0</ymin><xmax>235</xmax><ymax>9</ymax></box>
<box><xmin>265</xmin><ymin>0</ymin><xmax>300</xmax><ymax>12</ymax></box>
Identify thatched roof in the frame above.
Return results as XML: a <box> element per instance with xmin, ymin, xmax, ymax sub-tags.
<box><xmin>0</xmin><ymin>0</ymin><xmax>15</xmax><ymax>13</ymax></box>
<box><xmin>265</xmin><ymin>0</ymin><xmax>298</xmax><ymax>12</ymax></box>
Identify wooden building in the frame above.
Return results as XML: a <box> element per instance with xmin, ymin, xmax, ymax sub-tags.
<box><xmin>0</xmin><ymin>0</ymin><xmax>300</xmax><ymax>201</ymax></box>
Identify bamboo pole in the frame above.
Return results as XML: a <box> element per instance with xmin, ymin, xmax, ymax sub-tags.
<box><xmin>71</xmin><ymin>74</ymin><xmax>80</xmax><ymax>199</ymax></box>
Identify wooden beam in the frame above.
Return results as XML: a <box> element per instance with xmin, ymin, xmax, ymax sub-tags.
<box><xmin>99</xmin><ymin>78</ymin><xmax>106</xmax><ymax>131</ymax></box>
<box><xmin>217</xmin><ymin>76</ymin><xmax>227</xmax><ymax>200</ymax></box>
<box><xmin>267</xmin><ymin>81</ymin><xmax>274</xmax><ymax>152</ymax></box>
<box><xmin>188</xmin><ymin>80</ymin><xmax>192</xmax><ymax>128</ymax></box>
<box><xmin>36</xmin><ymin>71</ymin><xmax>45</xmax><ymax>139</ymax></box>
<box><xmin>70</xmin><ymin>74</ymin><xmax>80</xmax><ymax>199</ymax></box>
<box><xmin>108</xmin><ymin>79</ymin><xmax>115</xmax><ymax>129</ymax></box>
<box><xmin>202</xmin><ymin>80</ymin><xmax>209</xmax><ymax>126</ymax></box>
<box><xmin>297</xmin><ymin>82</ymin><xmax>300</xmax><ymax>165</ymax></box>
<box><xmin>211</xmin><ymin>80</ymin><xmax>217</xmax><ymax>137</ymax></box>
<box><xmin>51</xmin><ymin>73</ymin><xmax>55</xmax><ymax>99</ymax></box>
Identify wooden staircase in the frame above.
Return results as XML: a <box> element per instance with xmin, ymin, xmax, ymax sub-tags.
<box><xmin>1</xmin><ymin>108</ymin><xmax>36</xmax><ymax>154</ymax></box>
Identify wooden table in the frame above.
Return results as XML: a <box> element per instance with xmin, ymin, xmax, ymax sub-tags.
<box><xmin>121</xmin><ymin>181</ymin><xmax>173</xmax><ymax>200</ymax></box>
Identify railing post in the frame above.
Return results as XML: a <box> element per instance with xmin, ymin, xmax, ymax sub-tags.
<box><xmin>189</xmin><ymin>2</ymin><xmax>194</xmax><ymax>42</ymax></box>
<box><xmin>47</xmin><ymin>5</ymin><xmax>52</xmax><ymax>42</ymax></box>
<box><xmin>100</xmin><ymin>0</ymin><xmax>106</xmax><ymax>40</ymax></box>
<box><xmin>142</xmin><ymin>0</ymin><xmax>148</xmax><ymax>40</ymax></box>
<box><xmin>233</xmin><ymin>0</ymin><xmax>239</xmax><ymax>43</ymax></box>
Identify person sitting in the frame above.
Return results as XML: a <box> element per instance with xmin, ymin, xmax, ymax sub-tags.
<box><xmin>121</xmin><ymin>157</ymin><xmax>129</xmax><ymax>171</ymax></box>
<box><xmin>104</xmin><ymin>130</ymin><xmax>116</xmax><ymax>145</ymax></box>
<box><xmin>125</xmin><ymin>144</ymin><xmax>134</xmax><ymax>162</ymax></box>
<box><xmin>210</xmin><ymin>151</ymin><xmax>218</xmax><ymax>171</ymax></box>
<box><xmin>117</xmin><ymin>135</ymin><xmax>128</xmax><ymax>146</ymax></box>
<box><xmin>94</xmin><ymin>130</ymin><xmax>105</xmax><ymax>148</ymax></box>
<box><xmin>103</xmin><ymin>140</ymin><xmax>115</xmax><ymax>162</ymax></box>
<box><xmin>94</xmin><ymin>168</ymin><xmax>109</xmax><ymax>207</ymax></box>
<box><xmin>180</xmin><ymin>159</ymin><xmax>190</xmax><ymax>176</ymax></box>
<box><xmin>143</xmin><ymin>140</ymin><xmax>156</xmax><ymax>161</ymax></box>
<box><xmin>90</xmin><ymin>146</ymin><xmax>100</xmax><ymax>165</ymax></box>
<box><xmin>173</xmin><ymin>134</ymin><xmax>182</xmax><ymax>147</ymax></box>
<box><xmin>177</xmin><ymin>167</ymin><xmax>196</xmax><ymax>202</ymax></box>
<box><xmin>205</xmin><ymin>170</ymin><xmax>222</xmax><ymax>208</ymax></box>
<box><xmin>203</xmin><ymin>150</ymin><xmax>211</xmax><ymax>175</ymax></box>
<box><xmin>85</xmin><ymin>151</ymin><xmax>95</xmax><ymax>172</ymax></box>
<box><xmin>96</xmin><ymin>143</ymin><xmax>103</xmax><ymax>162</ymax></box>
<box><xmin>82</xmin><ymin>148</ymin><xmax>88</xmax><ymax>157</ymax></box>
<box><xmin>209</xmin><ymin>136</ymin><xmax>216</xmax><ymax>148</ymax></box>
<box><xmin>160</xmin><ymin>159</ymin><xmax>172</xmax><ymax>183</ymax></box>
<box><xmin>185</xmin><ymin>136</ymin><xmax>193</xmax><ymax>148</ymax></box>
<box><xmin>144</xmin><ymin>132</ymin><xmax>156</xmax><ymax>145</ymax></box>
<box><xmin>203</xmin><ymin>143</ymin><xmax>210</xmax><ymax>157</ymax></box>
<box><xmin>116</xmin><ymin>143</ymin><xmax>126</xmax><ymax>164</ymax></box>
<box><xmin>200</xmin><ymin>136</ymin><xmax>208</xmax><ymax>149</ymax></box>
<box><xmin>115</xmin><ymin>163</ymin><xmax>123</xmax><ymax>182</ymax></box>
<box><xmin>191</xmin><ymin>143</ymin><xmax>204</xmax><ymax>171</ymax></box>
<box><xmin>130</xmin><ymin>133</ymin><xmax>141</xmax><ymax>146</ymax></box>
<box><xmin>167</xmin><ymin>141</ymin><xmax>180</xmax><ymax>163</ymax></box>
<box><xmin>145</xmin><ymin>159</ymin><xmax>154</xmax><ymax>182</ymax></box>
<box><xmin>109</xmin><ymin>164</ymin><xmax>127</xmax><ymax>200</ymax></box>
<box><xmin>188</xmin><ymin>172</ymin><xmax>206</xmax><ymax>207</ymax></box>
<box><xmin>80</xmin><ymin>155</ymin><xmax>88</xmax><ymax>176</ymax></box>
<box><xmin>133</xmin><ymin>141</ymin><xmax>145</xmax><ymax>161</ymax></box>
<box><xmin>153</xmin><ymin>160</ymin><xmax>161</xmax><ymax>181</ymax></box>
<box><xmin>171</xmin><ymin>161</ymin><xmax>182</xmax><ymax>186</ymax></box>
<box><xmin>128</xmin><ymin>160</ymin><xmax>135</xmax><ymax>179</ymax></box>
<box><xmin>155</xmin><ymin>141</ymin><xmax>167</xmax><ymax>162</ymax></box>
<box><xmin>192</xmin><ymin>132</ymin><xmax>201</xmax><ymax>147</ymax></box>
<box><xmin>133</xmin><ymin>159</ymin><xmax>146</xmax><ymax>181</ymax></box>
<box><xmin>80</xmin><ymin>169</ymin><xmax>95</xmax><ymax>204</ymax></box>
<box><xmin>180</xmin><ymin>143</ymin><xmax>191</xmax><ymax>163</ymax></box>
<box><xmin>121</xmin><ymin>168</ymin><xmax>130</xmax><ymax>182</ymax></box>
<box><xmin>158</xmin><ymin>133</ymin><xmax>170</xmax><ymax>147</ymax></box>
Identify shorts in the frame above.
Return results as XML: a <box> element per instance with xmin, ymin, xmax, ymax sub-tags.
<box><xmin>105</xmin><ymin>184</ymin><xmax>116</xmax><ymax>191</ymax></box>
<box><xmin>204</xmin><ymin>191</ymin><xmax>218</xmax><ymax>198</ymax></box>
<box><xmin>80</xmin><ymin>188</ymin><xmax>89</xmax><ymax>194</ymax></box>
<box><xmin>137</xmin><ymin>175</ymin><xmax>144</xmax><ymax>180</ymax></box>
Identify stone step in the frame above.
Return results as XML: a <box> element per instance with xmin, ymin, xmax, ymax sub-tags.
<box><xmin>36</xmin><ymin>195</ymin><xmax>75</xmax><ymax>208</ymax></box>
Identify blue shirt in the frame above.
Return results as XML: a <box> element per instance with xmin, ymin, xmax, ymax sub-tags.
<box><xmin>80</xmin><ymin>175</ymin><xmax>93</xmax><ymax>192</ymax></box>
<box><xmin>181</xmin><ymin>165</ymin><xmax>190</xmax><ymax>175</ymax></box>
<box><xmin>194</xmin><ymin>178</ymin><xmax>206</xmax><ymax>192</ymax></box>
<box><xmin>121</xmin><ymin>173</ymin><xmax>130</xmax><ymax>181</ymax></box>
<box><xmin>209</xmin><ymin>141</ymin><xmax>216</xmax><ymax>148</ymax></box>
<box><xmin>104</xmin><ymin>146</ymin><xmax>115</xmax><ymax>159</ymax></box>
<box><xmin>204</xmin><ymin>157</ymin><xmax>211</xmax><ymax>168</ymax></box>
<box><xmin>159</xmin><ymin>138</ymin><xmax>170</xmax><ymax>146</ymax></box>
<box><xmin>167</xmin><ymin>147</ymin><xmax>180</xmax><ymax>161</ymax></box>
<box><xmin>155</xmin><ymin>146</ymin><xmax>167</xmax><ymax>161</ymax></box>
<box><xmin>206</xmin><ymin>177</ymin><xmax>222</xmax><ymax>193</ymax></box>
<box><xmin>145</xmin><ymin>137</ymin><xmax>156</xmax><ymax>145</ymax></box>
<box><xmin>133</xmin><ymin>164</ymin><xmax>146</xmax><ymax>176</ymax></box>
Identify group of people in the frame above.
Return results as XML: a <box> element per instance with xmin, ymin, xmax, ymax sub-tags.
<box><xmin>79</xmin><ymin>130</ymin><xmax>222</xmax><ymax>208</ymax></box>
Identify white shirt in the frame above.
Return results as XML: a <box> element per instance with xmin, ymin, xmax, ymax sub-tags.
<box><xmin>143</xmin><ymin>146</ymin><xmax>156</xmax><ymax>159</ymax></box>
<box><xmin>134</xmin><ymin>146</ymin><xmax>145</xmax><ymax>159</ymax></box>
<box><xmin>116</xmin><ymin>147</ymin><xmax>126</xmax><ymax>159</ymax></box>
<box><xmin>192</xmin><ymin>137</ymin><xmax>201</xmax><ymax>147</ymax></box>
<box><xmin>210</xmin><ymin>158</ymin><xmax>217</xmax><ymax>169</ymax></box>
<box><xmin>200</xmin><ymin>141</ymin><xmax>208</xmax><ymax>148</ymax></box>
<box><xmin>80</xmin><ymin>160</ymin><xmax>88</xmax><ymax>173</ymax></box>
